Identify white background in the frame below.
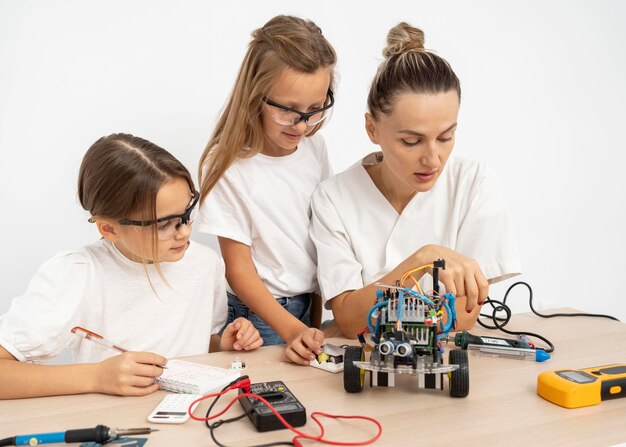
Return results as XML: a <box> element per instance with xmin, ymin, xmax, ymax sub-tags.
<box><xmin>1</xmin><ymin>1</ymin><xmax>625</xmax><ymax>329</ymax></box>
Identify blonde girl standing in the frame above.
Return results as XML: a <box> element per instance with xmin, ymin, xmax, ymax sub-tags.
<box><xmin>198</xmin><ymin>15</ymin><xmax>336</xmax><ymax>365</ymax></box>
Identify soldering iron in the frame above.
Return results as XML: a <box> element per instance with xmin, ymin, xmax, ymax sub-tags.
<box><xmin>0</xmin><ymin>425</ymin><xmax>157</xmax><ymax>446</ymax></box>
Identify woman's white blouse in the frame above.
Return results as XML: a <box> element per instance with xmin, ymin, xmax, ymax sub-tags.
<box><xmin>310</xmin><ymin>153</ymin><xmax>521</xmax><ymax>307</ymax></box>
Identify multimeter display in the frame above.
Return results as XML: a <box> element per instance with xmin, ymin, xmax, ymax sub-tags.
<box><xmin>557</xmin><ymin>370</ymin><xmax>596</xmax><ymax>384</ymax></box>
<box><xmin>537</xmin><ymin>363</ymin><xmax>626</xmax><ymax>408</ymax></box>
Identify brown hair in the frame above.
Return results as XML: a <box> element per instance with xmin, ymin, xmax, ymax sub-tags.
<box><xmin>367</xmin><ymin>22</ymin><xmax>461</xmax><ymax>119</ymax></box>
<box><xmin>198</xmin><ymin>15</ymin><xmax>337</xmax><ymax>203</ymax></box>
<box><xmin>79</xmin><ymin>133</ymin><xmax>194</xmax><ymax>269</ymax></box>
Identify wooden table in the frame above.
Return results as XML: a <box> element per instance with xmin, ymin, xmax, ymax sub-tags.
<box><xmin>1</xmin><ymin>309</ymin><xmax>625</xmax><ymax>446</ymax></box>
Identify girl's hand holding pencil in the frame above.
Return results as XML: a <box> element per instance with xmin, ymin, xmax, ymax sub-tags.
<box><xmin>71</xmin><ymin>326</ymin><xmax>168</xmax><ymax>396</ymax></box>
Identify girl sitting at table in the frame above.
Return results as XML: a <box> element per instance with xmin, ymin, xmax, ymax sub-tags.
<box><xmin>0</xmin><ymin>133</ymin><xmax>262</xmax><ymax>399</ymax></box>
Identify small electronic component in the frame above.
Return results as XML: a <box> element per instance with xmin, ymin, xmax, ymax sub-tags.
<box><xmin>229</xmin><ymin>357</ymin><xmax>246</xmax><ymax>370</ymax></box>
<box><xmin>537</xmin><ymin>364</ymin><xmax>626</xmax><ymax>408</ymax></box>
<box><xmin>238</xmin><ymin>381</ymin><xmax>306</xmax><ymax>432</ymax></box>
<box><xmin>309</xmin><ymin>343</ymin><xmax>344</xmax><ymax>373</ymax></box>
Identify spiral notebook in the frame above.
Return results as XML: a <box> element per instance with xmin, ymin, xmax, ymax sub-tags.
<box><xmin>156</xmin><ymin>359</ymin><xmax>240</xmax><ymax>394</ymax></box>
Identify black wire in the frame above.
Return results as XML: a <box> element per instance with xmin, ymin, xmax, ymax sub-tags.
<box><xmin>477</xmin><ymin>281</ymin><xmax>620</xmax><ymax>353</ymax></box>
<box><xmin>477</xmin><ymin>296</ymin><xmax>555</xmax><ymax>353</ymax></box>
<box><xmin>204</xmin><ymin>377</ymin><xmax>294</xmax><ymax>447</ymax></box>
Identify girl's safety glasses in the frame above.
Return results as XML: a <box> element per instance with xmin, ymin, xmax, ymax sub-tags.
<box><xmin>262</xmin><ymin>90</ymin><xmax>334</xmax><ymax>127</ymax></box>
<box><xmin>118</xmin><ymin>190</ymin><xmax>200</xmax><ymax>240</ymax></box>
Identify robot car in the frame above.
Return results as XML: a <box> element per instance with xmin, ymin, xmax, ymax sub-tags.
<box><xmin>343</xmin><ymin>259</ymin><xmax>469</xmax><ymax>397</ymax></box>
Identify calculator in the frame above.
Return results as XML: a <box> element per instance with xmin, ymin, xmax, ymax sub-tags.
<box><xmin>147</xmin><ymin>393</ymin><xmax>203</xmax><ymax>424</ymax></box>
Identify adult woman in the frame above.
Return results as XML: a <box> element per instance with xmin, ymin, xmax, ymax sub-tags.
<box><xmin>310</xmin><ymin>23</ymin><xmax>521</xmax><ymax>338</ymax></box>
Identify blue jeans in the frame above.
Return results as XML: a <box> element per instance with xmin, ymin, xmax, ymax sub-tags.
<box><xmin>223</xmin><ymin>292</ymin><xmax>311</xmax><ymax>346</ymax></box>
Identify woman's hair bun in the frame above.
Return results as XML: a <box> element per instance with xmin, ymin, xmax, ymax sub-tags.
<box><xmin>383</xmin><ymin>22</ymin><xmax>425</xmax><ymax>58</ymax></box>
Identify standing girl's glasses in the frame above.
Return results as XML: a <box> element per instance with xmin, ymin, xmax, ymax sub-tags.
<box><xmin>263</xmin><ymin>90</ymin><xmax>334</xmax><ymax>126</ymax></box>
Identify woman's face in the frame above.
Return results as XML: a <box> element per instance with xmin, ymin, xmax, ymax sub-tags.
<box><xmin>365</xmin><ymin>90</ymin><xmax>460</xmax><ymax>194</ymax></box>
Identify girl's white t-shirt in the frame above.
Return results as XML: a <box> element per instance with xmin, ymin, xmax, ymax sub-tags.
<box><xmin>0</xmin><ymin>239</ymin><xmax>227</xmax><ymax>363</ymax></box>
<box><xmin>198</xmin><ymin>133</ymin><xmax>332</xmax><ymax>298</ymax></box>
<box><xmin>310</xmin><ymin>153</ymin><xmax>522</xmax><ymax>307</ymax></box>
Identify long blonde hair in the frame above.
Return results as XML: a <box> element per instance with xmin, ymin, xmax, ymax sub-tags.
<box><xmin>199</xmin><ymin>15</ymin><xmax>337</xmax><ymax>203</ymax></box>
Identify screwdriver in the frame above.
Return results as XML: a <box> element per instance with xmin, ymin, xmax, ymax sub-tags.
<box><xmin>0</xmin><ymin>425</ymin><xmax>158</xmax><ymax>446</ymax></box>
<box><xmin>453</xmin><ymin>331</ymin><xmax>550</xmax><ymax>362</ymax></box>
<box><xmin>454</xmin><ymin>331</ymin><xmax>532</xmax><ymax>350</ymax></box>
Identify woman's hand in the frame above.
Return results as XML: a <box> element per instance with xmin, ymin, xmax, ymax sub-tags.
<box><xmin>415</xmin><ymin>244</ymin><xmax>489</xmax><ymax>313</ymax></box>
<box><xmin>93</xmin><ymin>351</ymin><xmax>167</xmax><ymax>396</ymax></box>
<box><xmin>220</xmin><ymin>317</ymin><xmax>264</xmax><ymax>351</ymax></box>
<box><xmin>284</xmin><ymin>327</ymin><xmax>324</xmax><ymax>365</ymax></box>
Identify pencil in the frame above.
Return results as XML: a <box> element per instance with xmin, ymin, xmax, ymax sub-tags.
<box><xmin>71</xmin><ymin>326</ymin><xmax>168</xmax><ymax>368</ymax></box>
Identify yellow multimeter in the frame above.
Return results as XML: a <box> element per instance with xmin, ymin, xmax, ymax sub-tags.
<box><xmin>537</xmin><ymin>364</ymin><xmax>626</xmax><ymax>408</ymax></box>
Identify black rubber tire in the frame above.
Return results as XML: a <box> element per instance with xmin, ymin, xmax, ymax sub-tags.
<box><xmin>449</xmin><ymin>349</ymin><xmax>470</xmax><ymax>398</ymax></box>
<box><xmin>344</xmin><ymin>346</ymin><xmax>365</xmax><ymax>393</ymax></box>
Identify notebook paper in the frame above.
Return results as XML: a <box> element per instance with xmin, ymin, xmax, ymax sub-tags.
<box><xmin>156</xmin><ymin>359</ymin><xmax>240</xmax><ymax>394</ymax></box>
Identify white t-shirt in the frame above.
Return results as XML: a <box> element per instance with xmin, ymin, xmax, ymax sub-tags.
<box><xmin>310</xmin><ymin>153</ymin><xmax>522</xmax><ymax>307</ymax></box>
<box><xmin>0</xmin><ymin>240</ymin><xmax>227</xmax><ymax>364</ymax></box>
<box><xmin>198</xmin><ymin>133</ymin><xmax>332</xmax><ymax>298</ymax></box>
